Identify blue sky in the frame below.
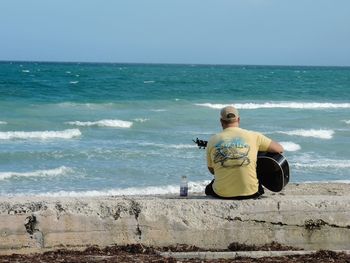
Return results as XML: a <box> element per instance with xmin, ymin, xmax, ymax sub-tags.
<box><xmin>1</xmin><ymin>0</ymin><xmax>349</xmax><ymax>66</ymax></box>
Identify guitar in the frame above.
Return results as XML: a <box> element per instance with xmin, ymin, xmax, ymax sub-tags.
<box><xmin>193</xmin><ymin>138</ymin><xmax>290</xmax><ymax>192</ymax></box>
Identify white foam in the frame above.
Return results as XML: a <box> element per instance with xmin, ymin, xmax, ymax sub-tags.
<box><xmin>140</xmin><ymin>142</ymin><xmax>196</xmax><ymax>149</ymax></box>
<box><xmin>169</xmin><ymin>144</ymin><xmax>196</xmax><ymax>149</ymax></box>
<box><xmin>302</xmin><ymin>180</ymin><xmax>350</xmax><ymax>184</ymax></box>
<box><xmin>151</xmin><ymin>109</ymin><xmax>167</xmax><ymax>112</ymax></box>
<box><xmin>195</xmin><ymin>102</ymin><xmax>350</xmax><ymax>110</ymax></box>
<box><xmin>291</xmin><ymin>152</ymin><xmax>350</xmax><ymax>170</ymax></box>
<box><xmin>280</xmin><ymin>141</ymin><xmax>301</xmax><ymax>152</ymax></box>
<box><xmin>22</xmin><ymin>70</ymin><xmax>30</xmax><ymax>73</ymax></box>
<box><xmin>0</xmin><ymin>121</ymin><xmax>7</xmax><ymax>125</ymax></box>
<box><xmin>69</xmin><ymin>81</ymin><xmax>79</xmax><ymax>84</ymax></box>
<box><xmin>277</xmin><ymin>129</ymin><xmax>334</xmax><ymax>139</ymax></box>
<box><xmin>133</xmin><ymin>118</ymin><xmax>149</xmax><ymax>123</ymax></box>
<box><xmin>66</xmin><ymin>119</ymin><xmax>133</xmax><ymax>128</ymax></box>
<box><xmin>342</xmin><ymin>120</ymin><xmax>350</xmax><ymax>124</ymax></box>
<box><xmin>0</xmin><ymin>166</ymin><xmax>73</xmax><ymax>180</ymax></box>
<box><xmin>293</xmin><ymin>159</ymin><xmax>350</xmax><ymax>169</ymax></box>
<box><xmin>0</xmin><ymin>129</ymin><xmax>81</xmax><ymax>140</ymax></box>
<box><xmin>143</xmin><ymin>80</ymin><xmax>155</xmax><ymax>84</ymax></box>
<box><xmin>58</xmin><ymin>102</ymin><xmax>114</xmax><ymax>109</ymax></box>
<box><xmin>16</xmin><ymin>180</ymin><xmax>210</xmax><ymax>197</ymax></box>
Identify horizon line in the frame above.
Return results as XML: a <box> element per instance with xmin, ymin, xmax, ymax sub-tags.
<box><xmin>0</xmin><ymin>59</ymin><xmax>350</xmax><ymax>68</ymax></box>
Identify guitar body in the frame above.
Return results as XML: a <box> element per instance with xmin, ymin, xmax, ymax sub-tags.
<box><xmin>257</xmin><ymin>152</ymin><xmax>289</xmax><ymax>192</ymax></box>
<box><xmin>193</xmin><ymin>138</ymin><xmax>290</xmax><ymax>192</ymax></box>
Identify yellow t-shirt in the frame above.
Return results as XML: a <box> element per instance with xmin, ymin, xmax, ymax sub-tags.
<box><xmin>206</xmin><ymin>127</ymin><xmax>272</xmax><ymax>197</ymax></box>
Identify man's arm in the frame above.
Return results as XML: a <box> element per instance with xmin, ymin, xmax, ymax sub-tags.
<box><xmin>267</xmin><ymin>140</ymin><xmax>284</xmax><ymax>153</ymax></box>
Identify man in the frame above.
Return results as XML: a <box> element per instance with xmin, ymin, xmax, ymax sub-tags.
<box><xmin>205</xmin><ymin>105</ymin><xmax>284</xmax><ymax>200</ymax></box>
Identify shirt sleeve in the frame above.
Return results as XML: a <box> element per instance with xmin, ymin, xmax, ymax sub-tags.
<box><xmin>206</xmin><ymin>139</ymin><xmax>213</xmax><ymax>168</ymax></box>
<box><xmin>257</xmin><ymin>133</ymin><xmax>272</xmax><ymax>152</ymax></box>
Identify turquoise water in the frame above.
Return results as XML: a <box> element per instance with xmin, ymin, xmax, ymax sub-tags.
<box><xmin>0</xmin><ymin>62</ymin><xmax>349</xmax><ymax>196</ymax></box>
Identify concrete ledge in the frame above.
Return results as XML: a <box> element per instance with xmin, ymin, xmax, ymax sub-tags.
<box><xmin>0</xmin><ymin>183</ymin><xmax>349</xmax><ymax>255</ymax></box>
<box><xmin>160</xmin><ymin>250</ymin><xmax>350</xmax><ymax>260</ymax></box>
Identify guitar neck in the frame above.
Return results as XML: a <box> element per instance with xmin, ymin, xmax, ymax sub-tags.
<box><xmin>193</xmin><ymin>138</ymin><xmax>208</xmax><ymax>149</ymax></box>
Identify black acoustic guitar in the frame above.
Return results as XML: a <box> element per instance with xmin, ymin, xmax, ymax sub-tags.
<box><xmin>193</xmin><ymin>138</ymin><xmax>290</xmax><ymax>192</ymax></box>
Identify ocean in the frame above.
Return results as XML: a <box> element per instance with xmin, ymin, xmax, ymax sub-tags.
<box><xmin>0</xmin><ymin>62</ymin><xmax>349</xmax><ymax>197</ymax></box>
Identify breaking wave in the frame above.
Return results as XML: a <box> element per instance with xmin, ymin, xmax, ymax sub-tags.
<box><xmin>280</xmin><ymin>141</ymin><xmax>301</xmax><ymax>152</ymax></box>
<box><xmin>133</xmin><ymin>118</ymin><xmax>149</xmax><ymax>123</ymax></box>
<box><xmin>0</xmin><ymin>166</ymin><xmax>73</xmax><ymax>180</ymax></box>
<box><xmin>139</xmin><ymin>142</ymin><xmax>196</xmax><ymax>149</ymax></box>
<box><xmin>13</xmin><ymin>180</ymin><xmax>210</xmax><ymax>197</ymax></box>
<box><xmin>303</xmin><ymin>180</ymin><xmax>350</xmax><ymax>184</ymax></box>
<box><xmin>277</xmin><ymin>129</ymin><xmax>334</xmax><ymax>139</ymax></box>
<box><xmin>293</xmin><ymin>160</ymin><xmax>350</xmax><ymax>169</ymax></box>
<box><xmin>57</xmin><ymin>102</ymin><xmax>114</xmax><ymax>109</ymax></box>
<box><xmin>0</xmin><ymin>121</ymin><xmax>7</xmax><ymax>125</ymax></box>
<box><xmin>195</xmin><ymin>102</ymin><xmax>350</xmax><ymax>110</ymax></box>
<box><xmin>66</xmin><ymin>119</ymin><xmax>133</xmax><ymax>128</ymax></box>
<box><xmin>0</xmin><ymin>129</ymin><xmax>81</xmax><ymax>140</ymax></box>
<box><xmin>151</xmin><ymin>109</ymin><xmax>167</xmax><ymax>112</ymax></box>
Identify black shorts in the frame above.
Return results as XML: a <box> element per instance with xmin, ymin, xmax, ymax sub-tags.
<box><xmin>205</xmin><ymin>179</ymin><xmax>264</xmax><ymax>200</ymax></box>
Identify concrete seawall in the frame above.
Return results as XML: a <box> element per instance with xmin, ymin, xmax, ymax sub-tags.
<box><xmin>0</xmin><ymin>183</ymin><xmax>349</xmax><ymax>255</ymax></box>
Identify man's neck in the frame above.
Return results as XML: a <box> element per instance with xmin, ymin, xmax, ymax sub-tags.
<box><xmin>223</xmin><ymin>123</ymin><xmax>239</xmax><ymax>129</ymax></box>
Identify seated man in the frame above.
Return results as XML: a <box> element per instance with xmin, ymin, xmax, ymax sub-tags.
<box><xmin>205</xmin><ymin>106</ymin><xmax>284</xmax><ymax>200</ymax></box>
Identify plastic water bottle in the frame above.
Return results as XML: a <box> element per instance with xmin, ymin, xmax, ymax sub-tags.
<box><xmin>180</xmin><ymin>176</ymin><xmax>188</xmax><ymax>197</ymax></box>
